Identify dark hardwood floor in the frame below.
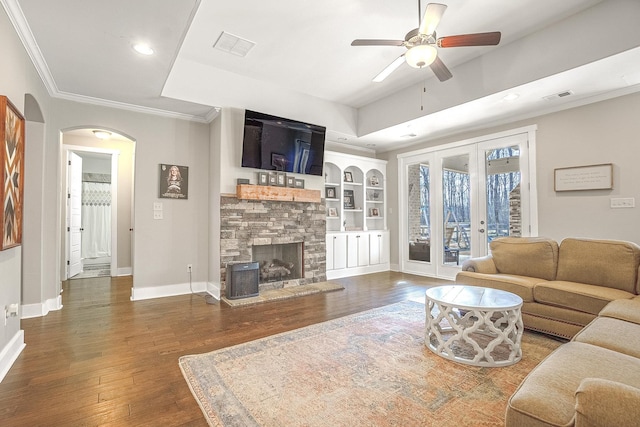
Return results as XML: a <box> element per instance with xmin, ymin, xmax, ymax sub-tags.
<box><xmin>0</xmin><ymin>272</ymin><xmax>451</xmax><ymax>426</ymax></box>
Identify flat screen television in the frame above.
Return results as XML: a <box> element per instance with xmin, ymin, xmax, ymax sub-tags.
<box><xmin>241</xmin><ymin>110</ymin><xmax>326</xmax><ymax>176</ymax></box>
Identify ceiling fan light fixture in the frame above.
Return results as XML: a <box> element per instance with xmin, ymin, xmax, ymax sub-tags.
<box><xmin>405</xmin><ymin>44</ymin><xmax>437</xmax><ymax>68</ymax></box>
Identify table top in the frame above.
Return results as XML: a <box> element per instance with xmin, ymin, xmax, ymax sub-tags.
<box><xmin>426</xmin><ymin>285</ymin><xmax>523</xmax><ymax>310</ymax></box>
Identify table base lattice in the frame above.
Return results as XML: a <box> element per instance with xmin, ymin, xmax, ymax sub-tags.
<box><xmin>425</xmin><ymin>300</ymin><xmax>523</xmax><ymax>367</ymax></box>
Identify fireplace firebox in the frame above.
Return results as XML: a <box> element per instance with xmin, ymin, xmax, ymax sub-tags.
<box><xmin>252</xmin><ymin>242</ymin><xmax>303</xmax><ymax>283</ymax></box>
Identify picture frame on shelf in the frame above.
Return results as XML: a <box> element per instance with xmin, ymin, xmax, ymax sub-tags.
<box><xmin>343</xmin><ymin>189</ymin><xmax>355</xmax><ymax>209</ymax></box>
<box><xmin>327</xmin><ymin>207</ymin><xmax>338</xmax><ymax>217</ymax></box>
<box><xmin>344</xmin><ymin>171</ymin><xmax>353</xmax><ymax>182</ymax></box>
<box><xmin>268</xmin><ymin>172</ymin><xmax>278</xmax><ymax>186</ymax></box>
<box><xmin>258</xmin><ymin>172</ymin><xmax>268</xmax><ymax>186</ymax></box>
<box><xmin>276</xmin><ymin>172</ymin><xmax>287</xmax><ymax>187</ymax></box>
<box><xmin>370</xmin><ymin>175</ymin><xmax>379</xmax><ymax>186</ymax></box>
<box><xmin>294</xmin><ymin>178</ymin><xmax>305</xmax><ymax>188</ymax></box>
<box><xmin>286</xmin><ymin>175</ymin><xmax>296</xmax><ymax>187</ymax></box>
<box><xmin>370</xmin><ymin>207</ymin><xmax>380</xmax><ymax>217</ymax></box>
<box><xmin>325</xmin><ymin>187</ymin><xmax>336</xmax><ymax>199</ymax></box>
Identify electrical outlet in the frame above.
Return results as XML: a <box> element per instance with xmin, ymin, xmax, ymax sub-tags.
<box><xmin>153</xmin><ymin>211</ymin><xmax>163</xmax><ymax>220</ymax></box>
<box><xmin>187</xmin><ymin>264</ymin><xmax>193</xmax><ymax>273</ymax></box>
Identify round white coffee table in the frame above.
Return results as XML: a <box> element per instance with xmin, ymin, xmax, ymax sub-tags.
<box><xmin>425</xmin><ymin>285</ymin><xmax>524</xmax><ymax>367</ymax></box>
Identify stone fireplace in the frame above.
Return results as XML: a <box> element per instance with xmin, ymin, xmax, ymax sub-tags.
<box><xmin>220</xmin><ymin>196</ymin><xmax>326</xmax><ymax>293</ymax></box>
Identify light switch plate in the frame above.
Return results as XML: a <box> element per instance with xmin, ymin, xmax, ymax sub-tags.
<box><xmin>153</xmin><ymin>211</ymin><xmax>163</xmax><ymax>220</ymax></box>
<box><xmin>611</xmin><ymin>197</ymin><xmax>635</xmax><ymax>208</ymax></box>
<box><xmin>153</xmin><ymin>202</ymin><xmax>163</xmax><ymax>211</ymax></box>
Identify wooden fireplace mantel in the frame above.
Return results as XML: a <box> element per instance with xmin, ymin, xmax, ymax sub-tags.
<box><xmin>236</xmin><ymin>184</ymin><xmax>321</xmax><ymax>203</ymax></box>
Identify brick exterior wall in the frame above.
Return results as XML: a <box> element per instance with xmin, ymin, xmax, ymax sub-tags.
<box><xmin>220</xmin><ymin>196</ymin><xmax>326</xmax><ymax>293</ymax></box>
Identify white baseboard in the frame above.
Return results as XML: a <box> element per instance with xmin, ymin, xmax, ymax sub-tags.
<box><xmin>0</xmin><ymin>330</ymin><xmax>25</xmax><ymax>383</ymax></box>
<box><xmin>207</xmin><ymin>281</ymin><xmax>221</xmax><ymax>300</ymax></box>
<box><xmin>326</xmin><ymin>263</ymin><xmax>390</xmax><ymax>280</ymax></box>
<box><xmin>130</xmin><ymin>281</ymin><xmax>213</xmax><ymax>301</ymax></box>
<box><xmin>21</xmin><ymin>295</ymin><xmax>63</xmax><ymax>319</ymax></box>
<box><xmin>390</xmin><ymin>263</ymin><xmax>400</xmax><ymax>272</ymax></box>
<box><xmin>117</xmin><ymin>267</ymin><xmax>132</xmax><ymax>276</ymax></box>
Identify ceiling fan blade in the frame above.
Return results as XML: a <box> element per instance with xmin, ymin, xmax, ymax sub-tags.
<box><xmin>373</xmin><ymin>55</ymin><xmax>405</xmax><ymax>82</ymax></box>
<box><xmin>429</xmin><ymin>56</ymin><xmax>453</xmax><ymax>82</ymax></box>
<box><xmin>437</xmin><ymin>32</ymin><xmax>501</xmax><ymax>48</ymax></box>
<box><xmin>418</xmin><ymin>3</ymin><xmax>447</xmax><ymax>36</ymax></box>
<box><xmin>351</xmin><ymin>39</ymin><xmax>405</xmax><ymax>47</ymax></box>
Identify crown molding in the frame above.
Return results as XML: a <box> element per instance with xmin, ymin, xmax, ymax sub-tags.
<box><xmin>2</xmin><ymin>0</ymin><xmax>58</xmax><ymax>95</ymax></box>
<box><xmin>54</xmin><ymin>90</ymin><xmax>211</xmax><ymax>123</ymax></box>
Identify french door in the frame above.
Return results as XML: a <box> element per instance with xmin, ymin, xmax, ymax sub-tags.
<box><xmin>399</xmin><ymin>127</ymin><xmax>536</xmax><ymax>280</ymax></box>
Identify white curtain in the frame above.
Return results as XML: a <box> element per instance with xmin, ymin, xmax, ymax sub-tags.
<box><xmin>81</xmin><ymin>182</ymin><xmax>111</xmax><ymax>258</ymax></box>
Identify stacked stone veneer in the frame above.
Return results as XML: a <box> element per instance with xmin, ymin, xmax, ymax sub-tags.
<box><xmin>220</xmin><ymin>196</ymin><xmax>326</xmax><ymax>293</ymax></box>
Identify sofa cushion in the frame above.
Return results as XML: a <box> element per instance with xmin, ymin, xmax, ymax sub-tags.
<box><xmin>575</xmin><ymin>378</ymin><xmax>640</xmax><ymax>427</ymax></box>
<box><xmin>506</xmin><ymin>342</ymin><xmax>640</xmax><ymax>427</ymax></box>
<box><xmin>573</xmin><ymin>316</ymin><xmax>640</xmax><ymax>359</ymax></box>
<box><xmin>455</xmin><ymin>271</ymin><xmax>538</xmax><ymax>302</ymax></box>
<box><xmin>556</xmin><ymin>238</ymin><xmax>640</xmax><ymax>293</ymax></box>
<box><xmin>490</xmin><ymin>237</ymin><xmax>558</xmax><ymax>281</ymax></box>
<box><xmin>534</xmin><ymin>281</ymin><xmax>634</xmax><ymax>315</ymax></box>
<box><xmin>599</xmin><ymin>298</ymin><xmax>640</xmax><ymax>325</ymax></box>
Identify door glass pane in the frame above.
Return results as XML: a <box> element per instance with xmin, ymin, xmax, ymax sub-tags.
<box><xmin>408</xmin><ymin>163</ymin><xmax>430</xmax><ymax>262</ymax></box>
<box><xmin>485</xmin><ymin>146</ymin><xmax>521</xmax><ymax>251</ymax></box>
<box><xmin>442</xmin><ymin>155</ymin><xmax>470</xmax><ymax>265</ymax></box>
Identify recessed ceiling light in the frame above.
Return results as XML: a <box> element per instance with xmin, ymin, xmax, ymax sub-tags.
<box><xmin>133</xmin><ymin>43</ymin><xmax>154</xmax><ymax>55</ymax></box>
<box><xmin>503</xmin><ymin>93</ymin><xmax>520</xmax><ymax>101</ymax></box>
<box><xmin>93</xmin><ymin>130</ymin><xmax>112</xmax><ymax>140</ymax></box>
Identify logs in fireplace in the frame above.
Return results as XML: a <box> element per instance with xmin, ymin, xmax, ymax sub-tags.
<box><xmin>260</xmin><ymin>259</ymin><xmax>295</xmax><ymax>282</ymax></box>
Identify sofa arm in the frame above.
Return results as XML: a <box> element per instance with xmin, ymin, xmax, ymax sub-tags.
<box><xmin>575</xmin><ymin>378</ymin><xmax>640</xmax><ymax>427</ymax></box>
<box><xmin>459</xmin><ymin>256</ymin><xmax>497</xmax><ymax>274</ymax></box>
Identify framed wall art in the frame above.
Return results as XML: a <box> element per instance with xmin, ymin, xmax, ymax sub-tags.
<box><xmin>554</xmin><ymin>163</ymin><xmax>613</xmax><ymax>192</ymax></box>
<box><xmin>159</xmin><ymin>164</ymin><xmax>189</xmax><ymax>199</ymax></box>
<box><xmin>0</xmin><ymin>96</ymin><xmax>25</xmax><ymax>250</ymax></box>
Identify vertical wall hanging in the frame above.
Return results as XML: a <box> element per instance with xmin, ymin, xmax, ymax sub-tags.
<box><xmin>0</xmin><ymin>96</ymin><xmax>25</xmax><ymax>250</ymax></box>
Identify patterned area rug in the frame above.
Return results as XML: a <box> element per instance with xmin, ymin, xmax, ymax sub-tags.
<box><xmin>179</xmin><ymin>301</ymin><xmax>561</xmax><ymax>426</ymax></box>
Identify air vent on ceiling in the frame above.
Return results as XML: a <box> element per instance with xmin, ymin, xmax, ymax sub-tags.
<box><xmin>543</xmin><ymin>90</ymin><xmax>574</xmax><ymax>101</ymax></box>
<box><xmin>213</xmin><ymin>31</ymin><xmax>255</xmax><ymax>57</ymax></box>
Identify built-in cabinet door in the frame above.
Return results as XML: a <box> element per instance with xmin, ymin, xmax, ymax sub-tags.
<box><xmin>370</xmin><ymin>231</ymin><xmax>389</xmax><ymax>265</ymax></box>
<box><xmin>347</xmin><ymin>233</ymin><xmax>369</xmax><ymax>268</ymax></box>
<box><xmin>327</xmin><ymin>233</ymin><xmax>347</xmax><ymax>270</ymax></box>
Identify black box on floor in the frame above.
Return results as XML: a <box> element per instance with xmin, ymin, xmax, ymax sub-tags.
<box><xmin>226</xmin><ymin>262</ymin><xmax>259</xmax><ymax>299</ymax></box>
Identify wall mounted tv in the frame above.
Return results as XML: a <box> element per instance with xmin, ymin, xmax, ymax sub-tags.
<box><xmin>241</xmin><ymin>109</ymin><xmax>326</xmax><ymax>176</ymax></box>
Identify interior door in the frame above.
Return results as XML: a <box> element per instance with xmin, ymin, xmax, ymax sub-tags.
<box><xmin>67</xmin><ymin>152</ymin><xmax>83</xmax><ymax>278</ymax></box>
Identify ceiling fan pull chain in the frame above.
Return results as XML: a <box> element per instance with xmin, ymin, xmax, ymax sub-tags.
<box><xmin>420</xmin><ymin>81</ymin><xmax>426</xmax><ymax>111</ymax></box>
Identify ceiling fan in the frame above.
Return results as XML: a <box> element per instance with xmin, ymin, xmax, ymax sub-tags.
<box><xmin>351</xmin><ymin>2</ymin><xmax>501</xmax><ymax>82</ymax></box>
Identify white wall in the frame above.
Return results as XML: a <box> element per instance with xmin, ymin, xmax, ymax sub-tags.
<box><xmin>0</xmin><ymin>2</ymin><xmax>50</xmax><ymax>378</ymax></box>
<box><xmin>45</xmin><ymin>99</ymin><xmax>211</xmax><ymax>299</ymax></box>
<box><xmin>381</xmin><ymin>91</ymin><xmax>640</xmax><ymax>267</ymax></box>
